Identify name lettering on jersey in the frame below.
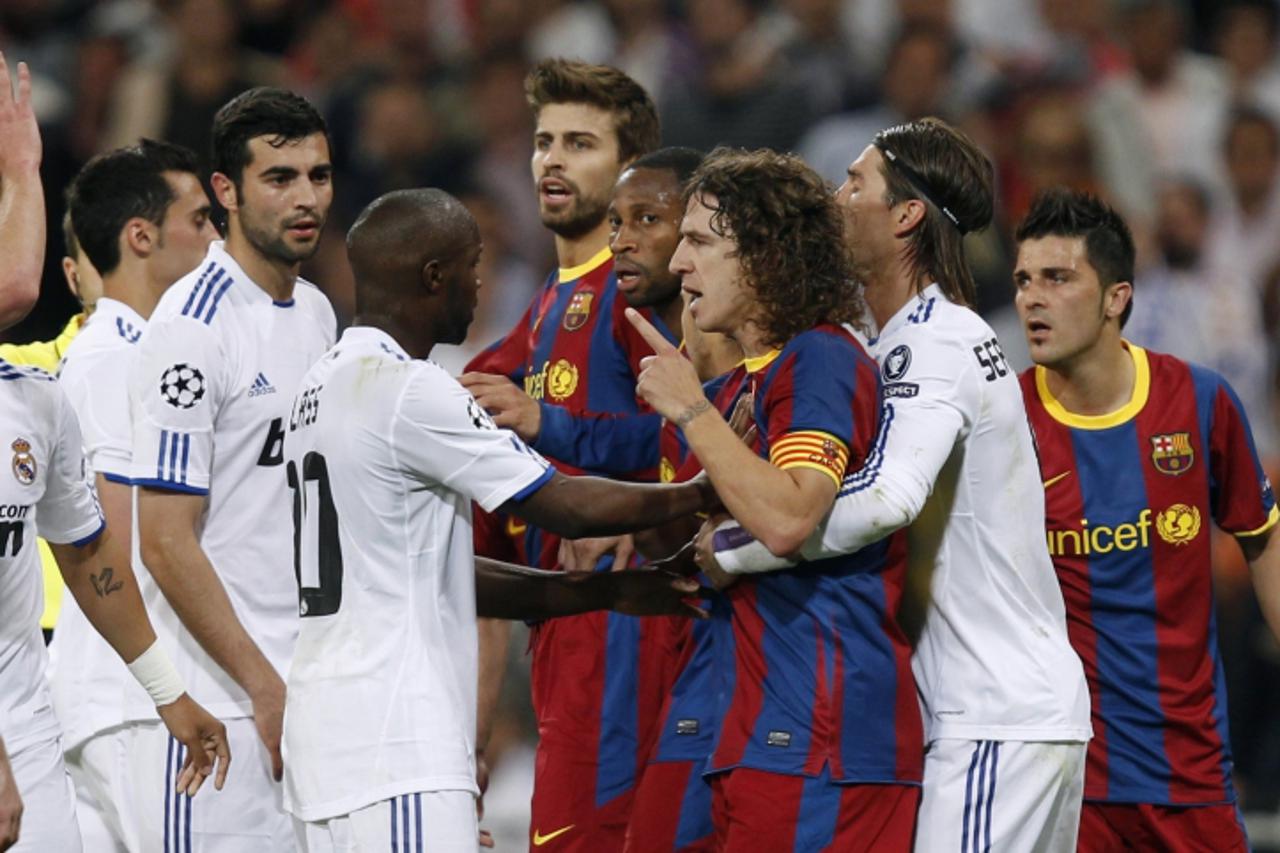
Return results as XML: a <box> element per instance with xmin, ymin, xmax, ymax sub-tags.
<box><xmin>290</xmin><ymin>385</ymin><xmax>323</xmax><ymax>432</ymax></box>
<box><xmin>1150</xmin><ymin>432</ymin><xmax>1194</xmax><ymax>475</ymax></box>
<box><xmin>1046</xmin><ymin>504</ymin><xmax>1204</xmax><ymax>556</ymax></box>
<box><xmin>882</xmin><ymin>345</ymin><xmax>912</xmax><ymax>380</ymax></box>
<box><xmin>159</xmin><ymin>363</ymin><xmax>206</xmax><ymax>410</ymax></box>
<box><xmin>248</xmin><ymin>372</ymin><xmax>277</xmax><ymax>398</ymax></box>
<box><xmin>10</xmin><ymin>438</ymin><xmax>35</xmax><ymax>485</ymax></box>
<box><xmin>257</xmin><ymin>417</ymin><xmax>286</xmax><ymax>467</ymax></box>
<box><xmin>972</xmin><ymin>337</ymin><xmax>1010</xmax><ymax>382</ymax></box>
<box><xmin>0</xmin><ymin>504</ymin><xmax>30</xmax><ymax>519</ymax></box>
<box><xmin>562</xmin><ymin>291</ymin><xmax>593</xmax><ymax>331</ymax></box>
<box><xmin>883</xmin><ymin>382</ymin><xmax>919</xmax><ymax>399</ymax></box>
<box><xmin>0</xmin><ymin>518</ymin><xmax>23</xmax><ymax>555</ymax></box>
<box><xmin>524</xmin><ymin>359</ymin><xmax>579</xmax><ymax>402</ymax></box>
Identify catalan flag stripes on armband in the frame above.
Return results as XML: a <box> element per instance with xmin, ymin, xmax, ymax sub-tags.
<box><xmin>768</xmin><ymin>430</ymin><xmax>850</xmax><ymax>486</ymax></box>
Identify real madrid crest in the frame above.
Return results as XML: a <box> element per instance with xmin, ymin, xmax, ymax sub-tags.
<box><xmin>11</xmin><ymin>438</ymin><xmax>36</xmax><ymax>485</ymax></box>
<box><xmin>1150</xmin><ymin>432</ymin><xmax>1194</xmax><ymax>475</ymax></box>
<box><xmin>546</xmin><ymin>358</ymin><xmax>579</xmax><ymax>401</ymax></box>
<box><xmin>563</xmin><ymin>291</ymin><xmax>593</xmax><ymax>331</ymax></box>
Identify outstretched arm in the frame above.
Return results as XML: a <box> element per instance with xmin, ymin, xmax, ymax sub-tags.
<box><xmin>1242</xmin><ymin>525</ymin><xmax>1280</xmax><ymax>644</ymax></box>
<box><xmin>0</xmin><ymin>54</ymin><xmax>42</xmax><ymax>330</ymax></box>
<box><xmin>474</xmin><ymin>556</ymin><xmax>704</xmax><ymax>620</ymax></box>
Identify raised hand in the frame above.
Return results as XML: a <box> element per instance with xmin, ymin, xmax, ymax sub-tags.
<box><xmin>459</xmin><ymin>373</ymin><xmax>542</xmax><ymax>440</ymax></box>
<box><xmin>626</xmin><ymin>308</ymin><xmax>709</xmax><ymax>425</ymax></box>
<box><xmin>0</xmin><ymin>53</ymin><xmax>40</xmax><ymax>177</ymax></box>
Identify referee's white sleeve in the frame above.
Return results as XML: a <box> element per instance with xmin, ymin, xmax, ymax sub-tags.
<box><xmin>717</xmin><ymin>333</ymin><xmax>975</xmax><ymax>574</ymax></box>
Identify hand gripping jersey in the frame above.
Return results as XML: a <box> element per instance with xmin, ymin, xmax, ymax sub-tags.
<box><xmin>51</xmin><ymin>299</ymin><xmax>154</xmax><ymax>748</ymax></box>
<box><xmin>0</xmin><ymin>361</ymin><xmax>104</xmax><ymax>757</ymax></box>
<box><xmin>281</xmin><ymin>327</ymin><xmax>553</xmax><ymax>821</ymax></box>
<box><xmin>715</xmin><ymin>286</ymin><xmax>1092</xmax><ymax>746</ymax></box>
<box><xmin>1021</xmin><ymin>343</ymin><xmax>1278</xmax><ymax>805</ymax></box>
<box><xmin>128</xmin><ymin>241</ymin><xmax>337</xmax><ymax>718</ymax></box>
<box><xmin>708</xmin><ymin>325</ymin><xmax>922</xmax><ymax>785</ymax></box>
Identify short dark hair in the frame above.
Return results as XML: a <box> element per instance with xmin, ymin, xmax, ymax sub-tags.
<box><xmin>67</xmin><ymin>138</ymin><xmax>200</xmax><ymax>277</ymax></box>
<box><xmin>211</xmin><ymin>87</ymin><xmax>329</xmax><ymax>188</ymax></box>
<box><xmin>1217</xmin><ymin>0</ymin><xmax>1279</xmax><ymax>41</ymax></box>
<box><xmin>628</xmin><ymin>146</ymin><xmax>704</xmax><ymax>188</ymax></box>
<box><xmin>1015</xmin><ymin>188</ymin><xmax>1136</xmax><ymax>327</ymax></box>
<box><xmin>61</xmin><ymin>210</ymin><xmax>79</xmax><ymax>260</ymax></box>
<box><xmin>525</xmin><ymin>59</ymin><xmax>660</xmax><ymax>164</ymax></box>
<box><xmin>872</xmin><ymin>117</ymin><xmax>994</xmax><ymax>306</ymax></box>
<box><xmin>685</xmin><ymin>147</ymin><xmax>862</xmax><ymax>344</ymax></box>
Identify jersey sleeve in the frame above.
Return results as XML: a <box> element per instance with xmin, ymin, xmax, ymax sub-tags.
<box><xmin>61</xmin><ymin>351</ymin><xmax>133</xmax><ymax>483</ymax></box>
<box><xmin>718</xmin><ymin>331</ymin><xmax>975</xmax><ymax>572</ymax></box>
<box><xmin>394</xmin><ymin>366</ymin><xmax>554</xmax><ymax>512</ymax></box>
<box><xmin>758</xmin><ymin>334</ymin><xmax>863</xmax><ymax>488</ymax></box>
<box><xmin>37</xmin><ymin>385</ymin><xmax>105</xmax><ymax>546</ymax></box>
<box><xmin>532</xmin><ymin>407</ymin><xmax>663</xmax><ymax>474</ymax></box>
<box><xmin>128</xmin><ymin>315</ymin><xmax>222</xmax><ymax>494</ymax></box>
<box><xmin>1205</xmin><ymin>372</ymin><xmax>1279</xmax><ymax>537</ymax></box>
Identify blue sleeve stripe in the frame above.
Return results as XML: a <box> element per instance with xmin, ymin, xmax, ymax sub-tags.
<box><xmin>180</xmin><ymin>263</ymin><xmax>217</xmax><ymax>316</ymax></box>
<box><xmin>133</xmin><ymin>478</ymin><xmax>208</xmax><ymax>496</ymax></box>
<box><xmin>189</xmin><ymin>268</ymin><xmax>225</xmax><ymax>320</ymax></box>
<box><xmin>70</xmin><ymin>519</ymin><xmax>106</xmax><ymax>548</ymax></box>
<box><xmin>509</xmin><ymin>465</ymin><xmax>555</xmax><ymax>503</ymax></box>
<box><xmin>202</xmin><ymin>276</ymin><xmax>235</xmax><ymax>325</ymax></box>
<box><xmin>156</xmin><ymin>430</ymin><xmax>193</xmax><ymax>486</ymax></box>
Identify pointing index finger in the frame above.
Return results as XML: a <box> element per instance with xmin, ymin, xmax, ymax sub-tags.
<box><xmin>625</xmin><ymin>307</ymin><xmax>678</xmax><ymax>355</ymax></box>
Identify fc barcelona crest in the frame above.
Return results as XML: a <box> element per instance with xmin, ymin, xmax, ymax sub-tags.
<box><xmin>1151</xmin><ymin>432</ymin><xmax>1194</xmax><ymax>475</ymax></box>
<box><xmin>11</xmin><ymin>438</ymin><xmax>35</xmax><ymax>485</ymax></box>
<box><xmin>563</xmin><ymin>292</ymin><xmax>593</xmax><ymax>331</ymax></box>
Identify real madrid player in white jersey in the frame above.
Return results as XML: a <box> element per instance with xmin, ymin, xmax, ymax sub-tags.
<box><xmin>0</xmin><ymin>359</ymin><xmax>229</xmax><ymax>853</ymax></box>
<box><xmin>707</xmin><ymin>119</ymin><xmax>1092</xmax><ymax>852</ymax></box>
<box><xmin>284</xmin><ymin>189</ymin><xmax>711</xmax><ymax>853</ymax></box>
<box><xmin>54</xmin><ymin>139</ymin><xmax>219</xmax><ymax>852</ymax></box>
<box><xmin>128</xmin><ymin>88</ymin><xmax>337</xmax><ymax>850</ymax></box>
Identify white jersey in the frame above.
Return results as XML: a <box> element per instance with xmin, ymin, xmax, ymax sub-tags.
<box><xmin>128</xmin><ymin>241</ymin><xmax>337</xmax><ymax>718</ymax></box>
<box><xmin>0</xmin><ymin>361</ymin><xmax>104</xmax><ymax>755</ymax></box>
<box><xmin>52</xmin><ymin>298</ymin><xmax>154</xmax><ymax>747</ymax></box>
<box><xmin>281</xmin><ymin>327</ymin><xmax>553</xmax><ymax>822</ymax></box>
<box><xmin>717</xmin><ymin>285</ymin><xmax>1091</xmax><ymax>744</ymax></box>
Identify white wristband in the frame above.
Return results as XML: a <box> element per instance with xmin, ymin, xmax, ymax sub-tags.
<box><xmin>126</xmin><ymin>640</ymin><xmax>186</xmax><ymax>707</ymax></box>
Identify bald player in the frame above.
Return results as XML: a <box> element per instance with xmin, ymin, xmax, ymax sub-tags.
<box><xmin>281</xmin><ymin>189</ymin><xmax>713</xmax><ymax>852</ymax></box>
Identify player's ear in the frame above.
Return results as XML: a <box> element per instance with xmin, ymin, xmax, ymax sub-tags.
<box><xmin>210</xmin><ymin>172</ymin><xmax>238</xmax><ymax>213</ymax></box>
<box><xmin>893</xmin><ymin>198</ymin><xmax>927</xmax><ymax>238</ymax></box>
<box><xmin>123</xmin><ymin>217</ymin><xmax>155</xmax><ymax>259</ymax></box>
<box><xmin>421</xmin><ymin>258</ymin><xmax>442</xmax><ymax>294</ymax></box>
<box><xmin>1104</xmin><ymin>280</ymin><xmax>1132</xmax><ymax>322</ymax></box>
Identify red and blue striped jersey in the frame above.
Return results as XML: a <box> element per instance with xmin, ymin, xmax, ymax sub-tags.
<box><xmin>1020</xmin><ymin>344</ymin><xmax>1278</xmax><ymax>805</ymax></box>
<box><xmin>708</xmin><ymin>325</ymin><xmax>922</xmax><ymax>784</ymax></box>
<box><xmin>651</xmin><ymin>366</ymin><xmax>752</xmax><ymax>765</ymax></box>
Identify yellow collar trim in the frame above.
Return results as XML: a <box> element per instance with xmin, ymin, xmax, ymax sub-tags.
<box><xmin>1035</xmin><ymin>342</ymin><xmax>1150</xmax><ymax>430</ymax></box>
<box><xmin>742</xmin><ymin>349</ymin><xmax>782</xmax><ymax>374</ymax></box>
<box><xmin>558</xmin><ymin>246</ymin><xmax>613</xmax><ymax>283</ymax></box>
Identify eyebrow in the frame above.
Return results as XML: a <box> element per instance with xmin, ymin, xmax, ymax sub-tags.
<box><xmin>259</xmin><ymin>166</ymin><xmax>299</xmax><ymax>179</ymax></box>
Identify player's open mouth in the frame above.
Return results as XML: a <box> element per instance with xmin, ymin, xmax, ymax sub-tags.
<box><xmin>615</xmin><ymin>263</ymin><xmax>643</xmax><ymax>291</ymax></box>
<box><xmin>540</xmin><ymin>179</ymin><xmax>573</xmax><ymax>207</ymax></box>
<box><xmin>1026</xmin><ymin>319</ymin><xmax>1051</xmax><ymax>339</ymax></box>
<box><xmin>288</xmin><ymin>220</ymin><xmax>320</xmax><ymax>238</ymax></box>
<box><xmin>682</xmin><ymin>283</ymin><xmax>702</xmax><ymax>311</ymax></box>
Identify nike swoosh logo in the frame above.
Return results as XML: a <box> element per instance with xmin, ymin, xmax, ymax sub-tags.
<box><xmin>1043</xmin><ymin>471</ymin><xmax>1072</xmax><ymax>489</ymax></box>
<box><xmin>533</xmin><ymin>825</ymin><xmax>575</xmax><ymax>846</ymax></box>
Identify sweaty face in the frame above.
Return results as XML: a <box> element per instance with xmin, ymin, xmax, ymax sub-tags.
<box><xmin>231</xmin><ymin>133</ymin><xmax>333</xmax><ymax>266</ymax></box>
<box><xmin>439</xmin><ymin>226</ymin><xmax>484</xmax><ymax>345</ymax></box>
<box><xmin>152</xmin><ymin>170</ymin><xmax>217</xmax><ymax>289</ymax></box>
<box><xmin>1014</xmin><ymin>235</ymin><xmax>1123</xmax><ymax>369</ymax></box>
<box><xmin>607</xmin><ymin>166</ymin><xmax>684</xmax><ymax>310</ymax></box>
<box><xmin>834</xmin><ymin>145</ymin><xmax>899</xmax><ymax>279</ymax></box>
<box><xmin>532</xmin><ymin>103</ymin><xmax>623</xmax><ymax>239</ymax></box>
<box><xmin>668</xmin><ymin>193</ymin><xmax>756</xmax><ymax>338</ymax></box>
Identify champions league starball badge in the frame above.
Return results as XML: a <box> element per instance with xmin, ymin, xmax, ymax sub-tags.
<box><xmin>159</xmin><ymin>363</ymin><xmax>206</xmax><ymax>410</ymax></box>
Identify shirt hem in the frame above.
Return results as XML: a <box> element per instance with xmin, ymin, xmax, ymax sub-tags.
<box><xmin>287</xmin><ymin>775</ymin><xmax>479</xmax><ymax>822</ymax></box>
<box><xmin>926</xmin><ymin>723</ymin><xmax>1092</xmax><ymax>744</ymax></box>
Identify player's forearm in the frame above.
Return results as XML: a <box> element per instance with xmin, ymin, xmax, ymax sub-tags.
<box><xmin>634</xmin><ymin>515</ymin><xmax>701</xmax><ymax>561</ymax></box>
<box><xmin>474</xmin><ymin>556</ymin><xmax>612</xmax><ymax>619</ymax></box>
<box><xmin>140</xmin><ymin>524</ymin><xmax>278</xmax><ymax>696</ymax></box>
<box><xmin>681</xmin><ymin>412</ymin><xmax>830</xmax><ymax>555</ymax></box>
<box><xmin>51</xmin><ymin>535</ymin><xmax>158</xmax><ymax>662</ymax></box>
<box><xmin>1245</xmin><ymin>527</ymin><xmax>1280</xmax><ymax>644</ymax></box>
<box><xmin>0</xmin><ymin>166</ymin><xmax>42</xmax><ymax>328</ymax></box>
<box><xmin>475</xmin><ymin>617</ymin><xmax>510</xmax><ymax>753</ymax></box>
<box><xmin>509</xmin><ymin>471</ymin><xmax>712</xmax><ymax>540</ymax></box>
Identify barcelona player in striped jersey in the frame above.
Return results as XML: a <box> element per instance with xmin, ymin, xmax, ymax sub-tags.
<box><xmin>630</xmin><ymin>148</ymin><xmax>921</xmax><ymax>851</ymax></box>
<box><xmin>457</xmin><ymin>60</ymin><xmax>684</xmax><ymax>850</ymax></box>
<box><xmin>1014</xmin><ymin>188</ymin><xmax>1280</xmax><ymax>852</ymax></box>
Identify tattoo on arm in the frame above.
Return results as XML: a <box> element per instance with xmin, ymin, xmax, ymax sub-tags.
<box><xmin>675</xmin><ymin>399</ymin><xmax>712</xmax><ymax>428</ymax></box>
<box><xmin>90</xmin><ymin>566</ymin><xmax>124</xmax><ymax>598</ymax></box>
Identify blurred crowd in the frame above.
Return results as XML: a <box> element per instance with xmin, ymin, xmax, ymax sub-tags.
<box><xmin>6</xmin><ymin>0</ymin><xmax>1280</xmax><ymax>843</ymax></box>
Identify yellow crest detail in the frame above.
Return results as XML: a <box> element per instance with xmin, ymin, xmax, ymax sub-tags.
<box><xmin>1155</xmin><ymin>504</ymin><xmax>1201</xmax><ymax>546</ymax></box>
<box><xmin>546</xmin><ymin>359</ymin><xmax>579</xmax><ymax>402</ymax></box>
<box><xmin>659</xmin><ymin>456</ymin><xmax>677</xmax><ymax>483</ymax></box>
<box><xmin>1151</xmin><ymin>432</ymin><xmax>1194</xmax><ymax>475</ymax></box>
<box><xmin>562</xmin><ymin>292</ymin><xmax>593</xmax><ymax>331</ymax></box>
<box><xmin>11</xmin><ymin>438</ymin><xmax>35</xmax><ymax>486</ymax></box>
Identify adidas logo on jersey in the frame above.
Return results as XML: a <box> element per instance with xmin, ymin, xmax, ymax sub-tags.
<box><xmin>248</xmin><ymin>372</ymin><xmax>277</xmax><ymax>398</ymax></box>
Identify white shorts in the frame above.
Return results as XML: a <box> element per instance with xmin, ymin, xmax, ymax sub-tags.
<box><xmin>8</xmin><ymin>734</ymin><xmax>81</xmax><ymax>852</ymax></box>
<box><xmin>114</xmin><ymin>717</ymin><xmax>292</xmax><ymax>852</ymax></box>
<box><xmin>915</xmin><ymin>739</ymin><xmax>1085</xmax><ymax>853</ymax></box>
<box><xmin>65</xmin><ymin>724</ymin><xmax>138</xmax><ymax>852</ymax></box>
<box><xmin>293</xmin><ymin>791</ymin><xmax>478</xmax><ymax>853</ymax></box>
